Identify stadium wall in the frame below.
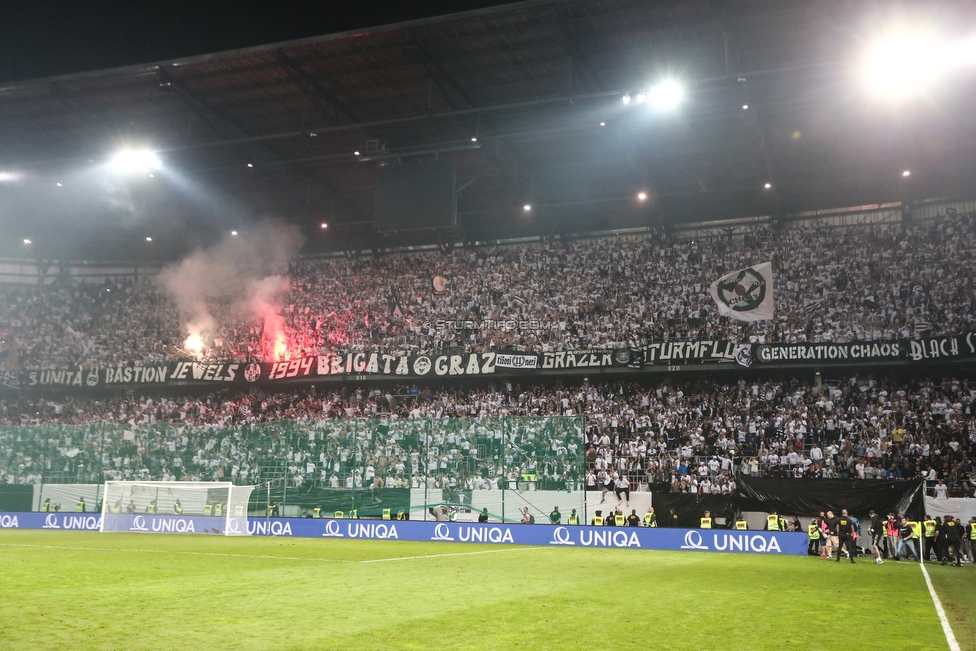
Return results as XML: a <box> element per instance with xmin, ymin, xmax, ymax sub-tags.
<box><xmin>0</xmin><ymin>511</ymin><xmax>808</xmax><ymax>554</ymax></box>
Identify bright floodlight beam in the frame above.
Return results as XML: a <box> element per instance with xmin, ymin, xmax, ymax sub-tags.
<box><xmin>647</xmin><ymin>80</ymin><xmax>684</xmax><ymax>110</ymax></box>
<box><xmin>110</xmin><ymin>149</ymin><xmax>162</xmax><ymax>174</ymax></box>
<box><xmin>861</xmin><ymin>29</ymin><xmax>976</xmax><ymax>99</ymax></box>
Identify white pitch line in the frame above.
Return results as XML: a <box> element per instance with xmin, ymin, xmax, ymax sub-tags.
<box><xmin>360</xmin><ymin>547</ymin><xmax>540</xmax><ymax>564</ymax></box>
<box><xmin>0</xmin><ymin>542</ymin><xmax>356</xmax><ymax>563</ymax></box>
<box><xmin>919</xmin><ymin>563</ymin><xmax>961</xmax><ymax>651</ymax></box>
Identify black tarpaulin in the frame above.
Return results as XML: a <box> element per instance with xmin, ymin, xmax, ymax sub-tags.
<box><xmin>649</xmin><ymin>493</ymin><xmax>737</xmax><ymax>528</ymax></box>
<box><xmin>652</xmin><ymin>478</ymin><xmax>925</xmax><ymax>526</ymax></box>
<box><xmin>735</xmin><ymin>477</ymin><xmax>925</xmax><ymax>520</ymax></box>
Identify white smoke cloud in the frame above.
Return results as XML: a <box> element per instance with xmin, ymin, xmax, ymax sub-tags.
<box><xmin>158</xmin><ymin>220</ymin><xmax>305</xmax><ymax>358</ymax></box>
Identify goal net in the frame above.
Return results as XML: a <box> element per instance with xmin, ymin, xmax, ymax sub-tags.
<box><xmin>100</xmin><ymin>481</ymin><xmax>255</xmax><ymax>536</ymax></box>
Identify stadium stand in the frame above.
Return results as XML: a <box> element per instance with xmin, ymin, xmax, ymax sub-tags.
<box><xmin>2</xmin><ymin>210</ymin><xmax>974</xmax><ymax>368</ymax></box>
<box><xmin>3</xmin><ymin>375</ymin><xmax>974</xmax><ymax>497</ymax></box>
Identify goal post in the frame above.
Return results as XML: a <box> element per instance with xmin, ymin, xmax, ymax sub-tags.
<box><xmin>99</xmin><ymin>481</ymin><xmax>255</xmax><ymax>536</ymax></box>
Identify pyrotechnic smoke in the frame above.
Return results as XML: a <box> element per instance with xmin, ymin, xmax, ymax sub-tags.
<box><xmin>158</xmin><ymin>221</ymin><xmax>304</xmax><ymax>359</ymax></box>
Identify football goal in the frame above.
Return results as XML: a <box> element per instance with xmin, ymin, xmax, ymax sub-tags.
<box><xmin>99</xmin><ymin>481</ymin><xmax>254</xmax><ymax>536</ymax></box>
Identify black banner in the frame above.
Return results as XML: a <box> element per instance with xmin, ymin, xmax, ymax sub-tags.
<box><xmin>628</xmin><ymin>340</ymin><xmax>742</xmax><ymax>367</ymax></box>
<box><xmin>756</xmin><ymin>332</ymin><xmax>976</xmax><ymax>365</ymax></box>
<box><xmin>5</xmin><ymin>332</ymin><xmax>975</xmax><ymax>392</ymax></box>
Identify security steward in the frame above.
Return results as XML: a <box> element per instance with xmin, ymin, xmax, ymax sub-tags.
<box><xmin>765</xmin><ymin>511</ymin><xmax>781</xmax><ymax>531</ymax></box>
<box><xmin>41</xmin><ymin>498</ymin><xmax>51</xmax><ymax>512</ymax></box>
<box><xmin>923</xmin><ymin>515</ymin><xmax>938</xmax><ymax>561</ymax></box>
<box><xmin>76</xmin><ymin>497</ymin><xmax>86</xmax><ymax>513</ymax></box>
<box><xmin>614</xmin><ymin>510</ymin><xmax>626</xmax><ymax>526</ymax></box>
<box><xmin>627</xmin><ymin>509</ymin><xmax>641</xmax><ymax>527</ymax></box>
<box><xmin>735</xmin><ymin>515</ymin><xmax>749</xmax><ymax>531</ymax></box>
<box><xmin>643</xmin><ymin>508</ymin><xmax>657</xmax><ymax>527</ymax></box>
<box><xmin>313</xmin><ymin>505</ymin><xmax>324</xmax><ymax>518</ymax></box>
<box><xmin>567</xmin><ymin>509</ymin><xmax>580</xmax><ymax>525</ymax></box>
<box><xmin>940</xmin><ymin>516</ymin><xmax>963</xmax><ymax>567</ymax></box>
<box><xmin>173</xmin><ymin>500</ymin><xmax>183</xmax><ymax>515</ymax></box>
<box><xmin>908</xmin><ymin>518</ymin><xmax>922</xmax><ymax>559</ymax></box>
<box><xmin>550</xmin><ymin>507</ymin><xmax>561</xmax><ymax>525</ymax></box>
<box><xmin>700</xmin><ymin>510</ymin><xmax>713</xmax><ymax>529</ymax></box>
<box><xmin>835</xmin><ymin>509</ymin><xmax>857</xmax><ymax>563</ymax></box>
<box><xmin>807</xmin><ymin>519</ymin><xmax>822</xmax><ymax>555</ymax></box>
<box><xmin>592</xmin><ymin>510</ymin><xmax>604</xmax><ymax>526</ymax></box>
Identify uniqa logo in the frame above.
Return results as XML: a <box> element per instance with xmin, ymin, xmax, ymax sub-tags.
<box><xmin>680</xmin><ymin>531</ymin><xmax>709</xmax><ymax>550</ymax></box>
<box><xmin>42</xmin><ymin>514</ymin><xmax>61</xmax><ymax>529</ymax></box>
<box><xmin>62</xmin><ymin>515</ymin><xmax>101</xmax><ymax>530</ymax></box>
<box><xmin>320</xmin><ymin>520</ymin><xmax>344</xmax><ymax>538</ymax></box>
<box><xmin>549</xmin><ymin>526</ymin><xmax>576</xmax><ymax>546</ymax></box>
<box><xmin>578</xmin><ymin>529</ymin><xmax>641</xmax><ymax>548</ymax></box>
<box><xmin>347</xmin><ymin>523</ymin><xmax>399</xmax><ymax>539</ymax></box>
<box><xmin>712</xmin><ymin>533</ymin><xmax>782</xmax><ymax>553</ymax></box>
<box><xmin>151</xmin><ymin>517</ymin><xmax>196</xmax><ymax>533</ymax></box>
<box><xmin>0</xmin><ymin>514</ymin><xmax>19</xmax><ymax>528</ymax></box>
<box><xmin>431</xmin><ymin>523</ymin><xmax>455</xmax><ymax>541</ymax></box>
<box><xmin>457</xmin><ymin>525</ymin><xmax>514</xmax><ymax>543</ymax></box>
<box><xmin>131</xmin><ymin>515</ymin><xmax>149</xmax><ymax>531</ymax></box>
<box><xmin>249</xmin><ymin>520</ymin><xmax>293</xmax><ymax>536</ymax></box>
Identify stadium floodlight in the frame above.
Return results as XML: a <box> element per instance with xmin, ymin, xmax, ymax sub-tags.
<box><xmin>764</xmin><ymin>182</ymin><xmax>772</xmax><ymax>189</ymax></box>
<box><xmin>56</xmin><ymin>182</ymin><xmax>62</xmax><ymax>187</ymax></box>
<box><xmin>231</xmin><ymin>230</ymin><xmax>238</xmax><ymax>236</ymax></box>
<box><xmin>110</xmin><ymin>148</ymin><xmax>162</xmax><ymax>174</ymax></box>
<box><xmin>647</xmin><ymin>80</ymin><xmax>684</xmax><ymax>110</ymax></box>
<box><xmin>100</xmin><ymin>481</ymin><xmax>255</xmax><ymax>536</ymax></box>
<box><xmin>523</xmin><ymin>204</ymin><xmax>532</xmax><ymax>211</ymax></box>
<box><xmin>0</xmin><ymin>171</ymin><xmax>19</xmax><ymax>181</ymax></box>
<box><xmin>320</xmin><ymin>222</ymin><xmax>328</xmax><ymax>229</ymax></box>
<box><xmin>861</xmin><ymin>29</ymin><xmax>976</xmax><ymax>99</ymax></box>
<box><xmin>637</xmin><ymin>191</ymin><xmax>647</xmax><ymax>201</ymax></box>
<box><xmin>902</xmin><ymin>169</ymin><xmax>911</xmax><ymax>177</ymax></box>
<box><xmin>742</xmin><ymin>104</ymin><xmax>749</xmax><ymax>110</ymax></box>
<box><xmin>599</xmin><ymin>121</ymin><xmax>606</xmax><ymax>126</ymax></box>
<box><xmin>621</xmin><ymin>92</ymin><xmax>631</xmax><ymax>105</ymax></box>
<box><xmin>23</xmin><ymin>239</ymin><xmax>31</xmax><ymax>244</ymax></box>
<box><xmin>247</xmin><ymin>163</ymin><xmax>253</xmax><ymax>168</ymax></box>
<box><xmin>635</xmin><ymin>90</ymin><xmax>645</xmax><ymax>103</ymax></box>
<box><xmin>146</xmin><ymin>237</ymin><xmax>153</xmax><ymax>242</ymax></box>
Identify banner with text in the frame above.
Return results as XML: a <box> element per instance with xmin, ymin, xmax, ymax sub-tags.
<box><xmin>6</xmin><ymin>332</ymin><xmax>975</xmax><ymax>392</ymax></box>
<box><xmin>0</xmin><ymin>512</ymin><xmax>806</xmax><ymax>555</ymax></box>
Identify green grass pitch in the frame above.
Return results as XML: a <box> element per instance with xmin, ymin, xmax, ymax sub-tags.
<box><xmin>0</xmin><ymin>530</ymin><xmax>971</xmax><ymax>650</ymax></box>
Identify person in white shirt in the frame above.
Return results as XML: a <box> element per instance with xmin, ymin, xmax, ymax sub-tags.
<box><xmin>933</xmin><ymin>480</ymin><xmax>948</xmax><ymax>499</ymax></box>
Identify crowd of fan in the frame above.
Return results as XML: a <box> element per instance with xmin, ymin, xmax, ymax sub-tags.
<box><xmin>2</xmin><ymin>211</ymin><xmax>974</xmax><ymax>369</ymax></box>
<box><xmin>2</xmin><ymin>374</ymin><xmax>974</xmax><ymax>498</ymax></box>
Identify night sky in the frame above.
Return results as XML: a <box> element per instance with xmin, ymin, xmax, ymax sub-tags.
<box><xmin>0</xmin><ymin>1</ymin><xmax>518</xmax><ymax>83</ymax></box>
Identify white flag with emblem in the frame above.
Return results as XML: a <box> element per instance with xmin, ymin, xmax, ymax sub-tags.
<box><xmin>709</xmin><ymin>262</ymin><xmax>774</xmax><ymax>321</ymax></box>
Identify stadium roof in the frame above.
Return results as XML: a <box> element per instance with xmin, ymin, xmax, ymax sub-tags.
<box><xmin>1</xmin><ymin>0</ymin><xmax>975</xmax><ymax>261</ymax></box>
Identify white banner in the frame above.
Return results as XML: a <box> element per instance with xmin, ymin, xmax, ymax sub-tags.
<box><xmin>709</xmin><ymin>262</ymin><xmax>774</xmax><ymax>322</ymax></box>
<box><xmin>494</xmin><ymin>353</ymin><xmax>539</xmax><ymax>369</ymax></box>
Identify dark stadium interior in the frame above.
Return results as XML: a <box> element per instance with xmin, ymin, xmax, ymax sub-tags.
<box><xmin>1</xmin><ymin>0</ymin><xmax>974</xmax><ymax>261</ymax></box>
<box><xmin>1</xmin><ymin>1</ymin><xmax>976</xmax><ymax>513</ymax></box>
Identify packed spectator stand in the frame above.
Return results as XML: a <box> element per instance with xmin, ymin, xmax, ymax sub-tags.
<box><xmin>2</xmin><ymin>375</ymin><xmax>974</xmax><ymax>498</ymax></box>
<box><xmin>1</xmin><ymin>210</ymin><xmax>975</xmax><ymax>501</ymax></box>
<box><xmin>1</xmin><ymin>211</ymin><xmax>974</xmax><ymax>369</ymax></box>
